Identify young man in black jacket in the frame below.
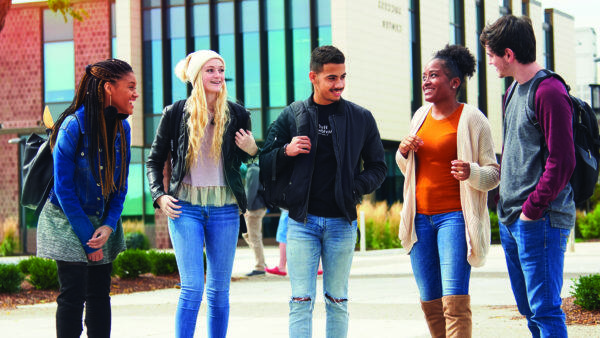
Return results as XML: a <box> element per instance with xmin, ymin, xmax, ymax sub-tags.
<box><xmin>259</xmin><ymin>45</ymin><xmax>386</xmax><ymax>337</ymax></box>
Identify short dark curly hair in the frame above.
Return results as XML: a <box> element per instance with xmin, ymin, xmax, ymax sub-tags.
<box><xmin>432</xmin><ymin>44</ymin><xmax>476</xmax><ymax>92</ymax></box>
<box><xmin>310</xmin><ymin>45</ymin><xmax>345</xmax><ymax>73</ymax></box>
<box><xmin>479</xmin><ymin>15</ymin><xmax>536</xmax><ymax>64</ymax></box>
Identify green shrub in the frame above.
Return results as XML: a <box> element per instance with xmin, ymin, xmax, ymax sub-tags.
<box><xmin>489</xmin><ymin>211</ymin><xmax>500</xmax><ymax>243</ymax></box>
<box><xmin>17</xmin><ymin>256</ymin><xmax>36</xmax><ymax>274</ymax></box>
<box><xmin>27</xmin><ymin>257</ymin><xmax>59</xmax><ymax>290</ymax></box>
<box><xmin>577</xmin><ymin>204</ymin><xmax>600</xmax><ymax>239</ymax></box>
<box><xmin>113</xmin><ymin>249</ymin><xmax>151</xmax><ymax>279</ymax></box>
<box><xmin>0</xmin><ymin>231</ymin><xmax>19</xmax><ymax>257</ymax></box>
<box><xmin>584</xmin><ymin>183</ymin><xmax>600</xmax><ymax>210</ymax></box>
<box><xmin>0</xmin><ymin>263</ymin><xmax>24</xmax><ymax>293</ymax></box>
<box><xmin>125</xmin><ymin>231</ymin><xmax>150</xmax><ymax>250</ymax></box>
<box><xmin>570</xmin><ymin>274</ymin><xmax>600</xmax><ymax>311</ymax></box>
<box><xmin>148</xmin><ymin>250</ymin><xmax>178</xmax><ymax>275</ymax></box>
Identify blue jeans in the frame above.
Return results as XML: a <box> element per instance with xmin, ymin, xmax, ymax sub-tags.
<box><xmin>499</xmin><ymin>215</ymin><xmax>570</xmax><ymax>338</ymax></box>
<box><xmin>168</xmin><ymin>202</ymin><xmax>240</xmax><ymax>338</ymax></box>
<box><xmin>276</xmin><ymin>209</ymin><xmax>289</xmax><ymax>244</ymax></box>
<box><xmin>287</xmin><ymin>214</ymin><xmax>357</xmax><ymax>338</ymax></box>
<box><xmin>410</xmin><ymin>211</ymin><xmax>471</xmax><ymax>301</ymax></box>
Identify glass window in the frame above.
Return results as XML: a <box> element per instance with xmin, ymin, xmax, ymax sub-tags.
<box><xmin>142</xmin><ymin>8</ymin><xmax>163</xmax><ymax>131</ymax></box>
<box><xmin>192</xmin><ymin>3</ymin><xmax>211</xmax><ymax>50</ymax></box>
<box><xmin>248</xmin><ymin>108</ymin><xmax>263</xmax><ymax>140</ymax></box>
<box><xmin>317</xmin><ymin>0</ymin><xmax>331</xmax><ymax>26</ymax></box>
<box><xmin>169</xmin><ymin>5</ymin><xmax>187</xmax><ymax>101</ymax></box>
<box><xmin>268</xmin><ymin>107</ymin><xmax>285</xmax><ymax>126</ymax></box>
<box><xmin>217</xmin><ymin>1</ymin><xmax>236</xmax><ymax>99</ymax></box>
<box><xmin>293</xmin><ymin>28</ymin><xmax>311</xmax><ymax>100</ymax></box>
<box><xmin>449</xmin><ymin>0</ymin><xmax>463</xmax><ymax>45</ymax></box>
<box><xmin>266</xmin><ymin>0</ymin><xmax>284</xmax><ymax>30</ymax></box>
<box><xmin>143</xmin><ymin>148</ymin><xmax>156</xmax><ymax>218</ymax></box>
<box><xmin>144</xmin><ymin>115</ymin><xmax>163</xmax><ymax>146</ymax></box>
<box><xmin>317</xmin><ymin>0</ymin><xmax>332</xmax><ymax>46</ymax></box>
<box><xmin>242</xmin><ymin>0</ymin><xmax>261</xmax><ymax>112</ymax></box>
<box><xmin>43</xmin><ymin>9</ymin><xmax>73</xmax><ymax>41</ymax></box>
<box><xmin>111</xmin><ymin>3</ymin><xmax>117</xmax><ymax>58</ymax></box>
<box><xmin>44</xmin><ymin>42</ymin><xmax>75</xmax><ymax>102</ymax></box>
<box><xmin>267</xmin><ymin>0</ymin><xmax>286</xmax><ymax>106</ymax></box>
<box><xmin>291</xmin><ymin>0</ymin><xmax>310</xmax><ymax>29</ymax></box>
<box><xmin>122</xmin><ymin>147</ymin><xmax>144</xmax><ymax>216</ymax></box>
<box><xmin>292</xmin><ymin>0</ymin><xmax>311</xmax><ymax>101</ymax></box>
<box><xmin>43</xmin><ymin>9</ymin><xmax>74</xmax><ymax>121</ymax></box>
<box><xmin>143</xmin><ymin>7</ymin><xmax>163</xmax><ymax>145</ymax></box>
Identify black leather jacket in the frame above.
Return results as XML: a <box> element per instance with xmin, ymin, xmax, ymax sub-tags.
<box><xmin>146</xmin><ymin>100</ymin><xmax>252</xmax><ymax>213</ymax></box>
<box><xmin>259</xmin><ymin>97</ymin><xmax>387</xmax><ymax>222</ymax></box>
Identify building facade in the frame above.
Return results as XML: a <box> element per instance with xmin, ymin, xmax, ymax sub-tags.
<box><xmin>0</xmin><ymin>0</ymin><xmax>576</xmax><ymax>252</ymax></box>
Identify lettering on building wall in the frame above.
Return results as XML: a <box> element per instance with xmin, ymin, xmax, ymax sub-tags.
<box><xmin>378</xmin><ymin>1</ymin><xmax>402</xmax><ymax>33</ymax></box>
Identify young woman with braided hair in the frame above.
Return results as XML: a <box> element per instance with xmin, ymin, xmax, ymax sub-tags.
<box><xmin>36</xmin><ymin>58</ymin><xmax>138</xmax><ymax>337</ymax></box>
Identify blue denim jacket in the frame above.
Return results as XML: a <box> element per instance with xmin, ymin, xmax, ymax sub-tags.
<box><xmin>49</xmin><ymin>106</ymin><xmax>131</xmax><ymax>253</ymax></box>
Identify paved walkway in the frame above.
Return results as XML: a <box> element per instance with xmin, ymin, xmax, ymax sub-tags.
<box><xmin>1</xmin><ymin>243</ymin><xmax>599</xmax><ymax>337</ymax></box>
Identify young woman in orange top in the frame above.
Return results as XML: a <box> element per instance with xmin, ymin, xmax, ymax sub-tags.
<box><xmin>396</xmin><ymin>45</ymin><xmax>500</xmax><ymax>337</ymax></box>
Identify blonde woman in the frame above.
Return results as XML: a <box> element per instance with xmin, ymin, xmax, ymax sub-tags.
<box><xmin>146</xmin><ymin>50</ymin><xmax>257</xmax><ymax>338</ymax></box>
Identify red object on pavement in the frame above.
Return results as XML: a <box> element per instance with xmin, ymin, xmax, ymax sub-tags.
<box><xmin>265</xmin><ymin>266</ymin><xmax>287</xmax><ymax>276</ymax></box>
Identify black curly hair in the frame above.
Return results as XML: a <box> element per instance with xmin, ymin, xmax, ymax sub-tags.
<box><xmin>432</xmin><ymin>44</ymin><xmax>476</xmax><ymax>92</ymax></box>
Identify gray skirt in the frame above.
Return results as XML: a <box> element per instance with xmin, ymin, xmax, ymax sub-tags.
<box><xmin>37</xmin><ymin>201</ymin><xmax>126</xmax><ymax>264</ymax></box>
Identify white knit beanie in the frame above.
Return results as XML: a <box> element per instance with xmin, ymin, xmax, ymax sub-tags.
<box><xmin>174</xmin><ymin>50</ymin><xmax>225</xmax><ymax>86</ymax></box>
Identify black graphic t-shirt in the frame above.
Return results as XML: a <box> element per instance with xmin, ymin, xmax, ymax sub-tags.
<box><xmin>308</xmin><ymin>99</ymin><xmax>345</xmax><ymax>218</ymax></box>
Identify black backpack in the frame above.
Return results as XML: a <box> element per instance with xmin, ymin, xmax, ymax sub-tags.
<box><xmin>506</xmin><ymin>70</ymin><xmax>600</xmax><ymax>204</ymax></box>
<box><xmin>21</xmin><ymin>131</ymin><xmax>54</xmax><ymax>217</ymax></box>
<box><xmin>259</xmin><ymin>101</ymin><xmax>304</xmax><ymax>210</ymax></box>
<box><xmin>21</xmin><ymin>117</ymin><xmax>82</xmax><ymax>216</ymax></box>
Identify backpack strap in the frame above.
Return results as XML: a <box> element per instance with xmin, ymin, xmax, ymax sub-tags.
<box><xmin>170</xmin><ymin>99</ymin><xmax>187</xmax><ymax>143</ymax></box>
<box><xmin>503</xmin><ymin>80</ymin><xmax>518</xmax><ymax>116</ymax></box>
<box><xmin>35</xmin><ymin>118</ymin><xmax>83</xmax><ymax>217</ymax></box>
<box><xmin>528</xmin><ymin>70</ymin><xmax>570</xmax><ymax>112</ymax></box>
<box><xmin>526</xmin><ymin>69</ymin><xmax>573</xmax><ymax>131</ymax></box>
<box><xmin>269</xmin><ymin>101</ymin><xmax>306</xmax><ymax>182</ymax></box>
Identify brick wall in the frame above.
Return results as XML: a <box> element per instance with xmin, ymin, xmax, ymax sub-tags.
<box><xmin>73</xmin><ymin>0</ymin><xmax>111</xmax><ymax>84</ymax></box>
<box><xmin>0</xmin><ymin>7</ymin><xmax>43</xmax><ymax>230</ymax></box>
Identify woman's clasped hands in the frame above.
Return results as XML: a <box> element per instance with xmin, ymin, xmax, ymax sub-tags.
<box><xmin>399</xmin><ymin>135</ymin><xmax>424</xmax><ymax>157</ymax></box>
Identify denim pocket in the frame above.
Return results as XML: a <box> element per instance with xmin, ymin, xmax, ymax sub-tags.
<box><xmin>559</xmin><ymin>228</ymin><xmax>570</xmax><ymax>252</ymax></box>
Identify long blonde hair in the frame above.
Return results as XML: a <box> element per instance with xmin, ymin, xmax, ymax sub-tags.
<box><xmin>174</xmin><ymin>51</ymin><xmax>229</xmax><ymax>168</ymax></box>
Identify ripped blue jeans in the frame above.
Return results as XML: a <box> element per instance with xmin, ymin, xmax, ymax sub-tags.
<box><xmin>287</xmin><ymin>214</ymin><xmax>357</xmax><ymax>338</ymax></box>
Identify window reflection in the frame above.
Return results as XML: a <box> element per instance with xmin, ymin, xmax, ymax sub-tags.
<box><xmin>243</xmin><ymin>0</ymin><xmax>262</xmax><ymax>139</ymax></box>
<box><xmin>43</xmin><ymin>9</ymin><xmax>74</xmax><ymax>121</ymax></box>
<box><xmin>292</xmin><ymin>0</ymin><xmax>311</xmax><ymax>101</ymax></box>
<box><xmin>218</xmin><ymin>1</ymin><xmax>236</xmax><ymax>99</ymax></box>
<box><xmin>267</xmin><ymin>0</ymin><xmax>286</xmax><ymax>107</ymax></box>
<box><xmin>192</xmin><ymin>3</ymin><xmax>210</xmax><ymax>50</ymax></box>
<box><xmin>143</xmin><ymin>6</ymin><xmax>163</xmax><ymax>145</ymax></box>
<box><xmin>169</xmin><ymin>5</ymin><xmax>187</xmax><ymax>101</ymax></box>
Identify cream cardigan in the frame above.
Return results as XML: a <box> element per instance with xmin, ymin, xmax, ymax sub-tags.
<box><xmin>396</xmin><ymin>103</ymin><xmax>500</xmax><ymax>267</ymax></box>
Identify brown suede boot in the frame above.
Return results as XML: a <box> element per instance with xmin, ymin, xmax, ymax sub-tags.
<box><xmin>442</xmin><ymin>295</ymin><xmax>472</xmax><ymax>338</ymax></box>
<box><xmin>420</xmin><ymin>298</ymin><xmax>446</xmax><ymax>338</ymax></box>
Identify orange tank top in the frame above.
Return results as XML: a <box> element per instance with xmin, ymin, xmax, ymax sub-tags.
<box><xmin>415</xmin><ymin>104</ymin><xmax>463</xmax><ymax>215</ymax></box>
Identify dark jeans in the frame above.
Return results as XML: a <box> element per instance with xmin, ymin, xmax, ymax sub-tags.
<box><xmin>56</xmin><ymin>261</ymin><xmax>113</xmax><ymax>338</ymax></box>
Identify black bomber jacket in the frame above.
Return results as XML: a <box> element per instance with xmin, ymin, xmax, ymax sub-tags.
<box><xmin>259</xmin><ymin>97</ymin><xmax>387</xmax><ymax>223</ymax></box>
<box><xmin>146</xmin><ymin>100</ymin><xmax>253</xmax><ymax>213</ymax></box>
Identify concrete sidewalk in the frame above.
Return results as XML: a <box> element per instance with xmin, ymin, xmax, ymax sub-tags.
<box><xmin>1</xmin><ymin>243</ymin><xmax>599</xmax><ymax>337</ymax></box>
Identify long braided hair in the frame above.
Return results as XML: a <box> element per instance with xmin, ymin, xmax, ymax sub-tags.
<box><xmin>50</xmin><ymin>58</ymin><xmax>132</xmax><ymax>198</ymax></box>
